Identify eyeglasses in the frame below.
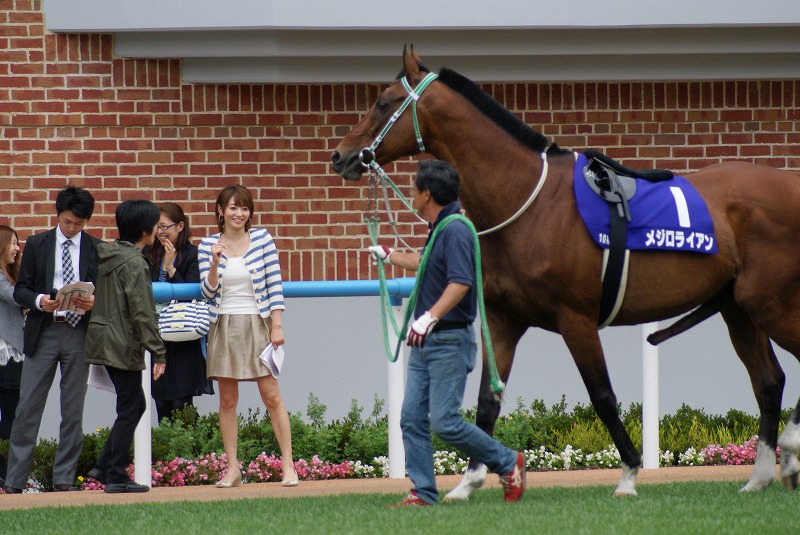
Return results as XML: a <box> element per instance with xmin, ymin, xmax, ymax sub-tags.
<box><xmin>157</xmin><ymin>223</ymin><xmax>178</xmax><ymax>231</ymax></box>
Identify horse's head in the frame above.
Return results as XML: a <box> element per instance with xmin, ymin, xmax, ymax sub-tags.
<box><xmin>331</xmin><ymin>46</ymin><xmax>435</xmax><ymax>181</ymax></box>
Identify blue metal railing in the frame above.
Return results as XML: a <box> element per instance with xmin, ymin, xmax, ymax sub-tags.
<box><xmin>152</xmin><ymin>278</ymin><xmax>417</xmax><ymax>304</ymax></box>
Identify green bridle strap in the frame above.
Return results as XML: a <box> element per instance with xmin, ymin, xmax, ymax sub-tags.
<box><xmin>361</xmin><ymin>72</ymin><xmax>439</xmax><ymax>165</ymax></box>
<box><xmin>390</xmin><ymin>214</ymin><xmax>505</xmax><ymax>395</ymax></box>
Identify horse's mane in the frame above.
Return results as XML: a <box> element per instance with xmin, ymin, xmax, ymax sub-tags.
<box><xmin>437</xmin><ymin>68</ymin><xmax>570</xmax><ymax>157</ymax></box>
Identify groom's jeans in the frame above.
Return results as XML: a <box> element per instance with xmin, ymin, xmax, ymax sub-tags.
<box><xmin>401</xmin><ymin>324</ymin><xmax>516</xmax><ymax>504</ymax></box>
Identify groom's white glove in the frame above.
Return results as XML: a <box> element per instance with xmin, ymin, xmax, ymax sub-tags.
<box><xmin>368</xmin><ymin>245</ymin><xmax>394</xmax><ymax>264</ymax></box>
<box><xmin>407</xmin><ymin>311</ymin><xmax>439</xmax><ymax>348</ymax></box>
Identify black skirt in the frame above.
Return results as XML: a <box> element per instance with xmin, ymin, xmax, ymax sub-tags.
<box><xmin>151</xmin><ymin>338</ymin><xmax>214</xmax><ymax>400</ymax></box>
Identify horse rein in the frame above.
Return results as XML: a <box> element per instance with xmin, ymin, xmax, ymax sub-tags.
<box><xmin>359</xmin><ymin>71</ymin><xmax>549</xmax><ymax>238</ymax></box>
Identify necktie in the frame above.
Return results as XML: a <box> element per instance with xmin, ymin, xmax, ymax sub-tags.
<box><xmin>61</xmin><ymin>239</ymin><xmax>81</xmax><ymax>327</ymax></box>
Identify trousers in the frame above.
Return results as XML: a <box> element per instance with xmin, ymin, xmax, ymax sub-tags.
<box><xmin>400</xmin><ymin>324</ymin><xmax>516</xmax><ymax>504</ymax></box>
<box><xmin>94</xmin><ymin>366</ymin><xmax>147</xmax><ymax>484</ymax></box>
<box><xmin>5</xmin><ymin>323</ymin><xmax>88</xmax><ymax>488</ymax></box>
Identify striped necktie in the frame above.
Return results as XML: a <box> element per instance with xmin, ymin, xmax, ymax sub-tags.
<box><xmin>61</xmin><ymin>239</ymin><xmax>81</xmax><ymax>327</ymax></box>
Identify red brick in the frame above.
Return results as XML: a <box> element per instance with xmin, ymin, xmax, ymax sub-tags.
<box><xmin>1</xmin><ymin>8</ymin><xmax>799</xmax><ymax>279</ymax></box>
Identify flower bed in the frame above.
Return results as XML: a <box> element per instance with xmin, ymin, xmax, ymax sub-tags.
<box><xmin>76</xmin><ymin>435</ymin><xmax>767</xmax><ymax>489</ymax></box>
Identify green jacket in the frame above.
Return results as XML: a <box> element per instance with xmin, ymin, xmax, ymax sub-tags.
<box><xmin>85</xmin><ymin>240</ymin><xmax>166</xmax><ymax>370</ymax></box>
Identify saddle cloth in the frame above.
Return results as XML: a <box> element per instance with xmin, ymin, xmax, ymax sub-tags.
<box><xmin>573</xmin><ymin>152</ymin><xmax>717</xmax><ymax>254</ymax></box>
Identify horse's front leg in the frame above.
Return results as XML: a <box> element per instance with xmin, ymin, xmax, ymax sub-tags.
<box><xmin>559</xmin><ymin>311</ymin><xmax>642</xmax><ymax>496</ymax></box>
<box><xmin>444</xmin><ymin>311</ymin><xmax>523</xmax><ymax>502</ymax></box>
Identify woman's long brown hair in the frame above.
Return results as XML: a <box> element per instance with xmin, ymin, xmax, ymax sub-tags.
<box><xmin>144</xmin><ymin>202</ymin><xmax>192</xmax><ymax>270</ymax></box>
<box><xmin>0</xmin><ymin>225</ymin><xmax>20</xmax><ymax>284</ymax></box>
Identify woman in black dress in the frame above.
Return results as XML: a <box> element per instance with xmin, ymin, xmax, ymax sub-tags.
<box><xmin>143</xmin><ymin>203</ymin><xmax>213</xmax><ymax>423</ymax></box>
<box><xmin>0</xmin><ymin>225</ymin><xmax>23</xmax><ymax>484</ymax></box>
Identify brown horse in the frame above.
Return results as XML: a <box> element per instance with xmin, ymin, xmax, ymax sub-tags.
<box><xmin>331</xmin><ymin>47</ymin><xmax>800</xmax><ymax>496</ymax></box>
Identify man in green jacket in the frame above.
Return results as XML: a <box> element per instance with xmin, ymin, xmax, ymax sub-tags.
<box><xmin>84</xmin><ymin>199</ymin><xmax>166</xmax><ymax>493</ymax></box>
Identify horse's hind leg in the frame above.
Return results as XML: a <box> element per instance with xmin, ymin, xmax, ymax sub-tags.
<box><xmin>443</xmin><ymin>313</ymin><xmax>524</xmax><ymax>502</ymax></box>
<box><xmin>720</xmin><ymin>304</ymin><xmax>784</xmax><ymax>491</ymax></box>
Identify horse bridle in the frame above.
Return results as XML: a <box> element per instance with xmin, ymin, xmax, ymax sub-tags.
<box><xmin>359</xmin><ymin>71</ymin><xmax>549</xmax><ymax>237</ymax></box>
<box><xmin>359</xmin><ymin>72</ymin><xmax>439</xmax><ymax>169</ymax></box>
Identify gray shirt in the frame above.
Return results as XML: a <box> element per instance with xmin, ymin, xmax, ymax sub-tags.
<box><xmin>0</xmin><ymin>274</ymin><xmax>24</xmax><ymax>355</ymax></box>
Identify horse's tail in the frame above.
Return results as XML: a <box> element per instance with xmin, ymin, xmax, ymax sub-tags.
<box><xmin>647</xmin><ymin>283</ymin><xmax>734</xmax><ymax>345</ymax></box>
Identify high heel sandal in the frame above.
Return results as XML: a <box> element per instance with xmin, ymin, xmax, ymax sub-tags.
<box><xmin>216</xmin><ymin>470</ymin><xmax>242</xmax><ymax>488</ymax></box>
<box><xmin>281</xmin><ymin>468</ymin><xmax>299</xmax><ymax>487</ymax></box>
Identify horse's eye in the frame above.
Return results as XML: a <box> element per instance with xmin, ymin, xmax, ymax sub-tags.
<box><xmin>376</xmin><ymin>99</ymin><xmax>391</xmax><ymax>114</ymax></box>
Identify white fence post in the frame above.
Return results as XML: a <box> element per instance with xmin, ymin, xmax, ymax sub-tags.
<box><xmin>642</xmin><ymin>322</ymin><xmax>659</xmax><ymax>469</ymax></box>
<box><xmin>387</xmin><ymin>299</ymin><xmax>406</xmax><ymax>478</ymax></box>
<box><xmin>133</xmin><ymin>350</ymin><xmax>152</xmax><ymax>486</ymax></box>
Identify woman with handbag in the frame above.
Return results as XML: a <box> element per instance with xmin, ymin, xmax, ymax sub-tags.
<box><xmin>0</xmin><ymin>225</ymin><xmax>23</xmax><ymax>486</ymax></box>
<box><xmin>198</xmin><ymin>184</ymin><xmax>298</xmax><ymax>488</ymax></box>
<box><xmin>143</xmin><ymin>202</ymin><xmax>213</xmax><ymax>423</ymax></box>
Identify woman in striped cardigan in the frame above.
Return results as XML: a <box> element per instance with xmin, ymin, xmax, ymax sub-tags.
<box><xmin>199</xmin><ymin>184</ymin><xmax>297</xmax><ymax>488</ymax></box>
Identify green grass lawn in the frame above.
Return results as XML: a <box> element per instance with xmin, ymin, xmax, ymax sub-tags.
<box><xmin>2</xmin><ymin>481</ymin><xmax>799</xmax><ymax>534</ymax></box>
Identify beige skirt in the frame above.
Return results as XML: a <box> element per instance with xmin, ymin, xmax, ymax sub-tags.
<box><xmin>206</xmin><ymin>314</ymin><xmax>272</xmax><ymax>380</ymax></box>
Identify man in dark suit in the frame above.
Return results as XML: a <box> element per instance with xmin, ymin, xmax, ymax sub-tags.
<box><xmin>3</xmin><ymin>186</ymin><xmax>102</xmax><ymax>493</ymax></box>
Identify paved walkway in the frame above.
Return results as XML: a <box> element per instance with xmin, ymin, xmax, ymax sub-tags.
<box><xmin>0</xmin><ymin>465</ymin><xmax>764</xmax><ymax>511</ymax></box>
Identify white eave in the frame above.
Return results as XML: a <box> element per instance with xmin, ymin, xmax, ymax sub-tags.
<box><xmin>43</xmin><ymin>0</ymin><xmax>800</xmax><ymax>83</ymax></box>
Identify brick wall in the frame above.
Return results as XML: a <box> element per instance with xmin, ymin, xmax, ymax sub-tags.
<box><xmin>2</xmin><ymin>1</ymin><xmax>799</xmax><ymax>282</ymax></box>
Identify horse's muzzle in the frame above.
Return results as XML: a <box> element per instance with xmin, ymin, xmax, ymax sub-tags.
<box><xmin>331</xmin><ymin>149</ymin><xmax>366</xmax><ymax>180</ymax></box>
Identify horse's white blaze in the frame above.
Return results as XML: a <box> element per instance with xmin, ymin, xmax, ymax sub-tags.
<box><xmin>613</xmin><ymin>464</ymin><xmax>639</xmax><ymax>496</ymax></box>
<box><xmin>740</xmin><ymin>439</ymin><xmax>776</xmax><ymax>492</ymax></box>
<box><xmin>443</xmin><ymin>463</ymin><xmax>487</xmax><ymax>501</ymax></box>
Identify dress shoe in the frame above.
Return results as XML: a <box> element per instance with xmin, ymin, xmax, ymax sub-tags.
<box><xmin>87</xmin><ymin>467</ymin><xmax>107</xmax><ymax>485</ymax></box>
<box><xmin>3</xmin><ymin>486</ymin><xmax>23</xmax><ymax>494</ymax></box>
<box><xmin>54</xmin><ymin>484</ymin><xmax>82</xmax><ymax>492</ymax></box>
<box><xmin>216</xmin><ymin>470</ymin><xmax>242</xmax><ymax>488</ymax></box>
<box><xmin>104</xmin><ymin>481</ymin><xmax>150</xmax><ymax>494</ymax></box>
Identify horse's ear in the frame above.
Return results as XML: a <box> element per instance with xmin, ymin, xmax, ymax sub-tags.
<box><xmin>410</xmin><ymin>45</ymin><xmax>423</xmax><ymax>66</ymax></box>
<box><xmin>403</xmin><ymin>45</ymin><xmax>419</xmax><ymax>77</ymax></box>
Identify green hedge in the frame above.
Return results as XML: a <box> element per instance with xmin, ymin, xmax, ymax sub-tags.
<box><xmin>0</xmin><ymin>394</ymin><xmax>788</xmax><ymax>491</ymax></box>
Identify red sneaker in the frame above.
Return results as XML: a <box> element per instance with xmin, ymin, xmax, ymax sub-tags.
<box><xmin>499</xmin><ymin>452</ymin><xmax>526</xmax><ymax>502</ymax></box>
<box><xmin>387</xmin><ymin>491</ymin><xmax>432</xmax><ymax>508</ymax></box>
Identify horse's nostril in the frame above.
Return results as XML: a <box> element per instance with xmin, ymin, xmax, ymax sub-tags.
<box><xmin>331</xmin><ymin>151</ymin><xmax>340</xmax><ymax>163</ymax></box>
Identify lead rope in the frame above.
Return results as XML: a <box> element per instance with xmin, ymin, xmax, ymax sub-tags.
<box><xmin>370</xmin><ymin>211</ymin><xmax>506</xmax><ymax>396</ymax></box>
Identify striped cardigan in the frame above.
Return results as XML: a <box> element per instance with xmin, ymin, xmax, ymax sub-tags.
<box><xmin>198</xmin><ymin>228</ymin><xmax>286</xmax><ymax>323</ymax></box>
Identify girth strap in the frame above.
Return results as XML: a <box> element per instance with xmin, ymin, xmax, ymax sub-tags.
<box><xmin>598</xmin><ymin>204</ymin><xmax>630</xmax><ymax>328</ymax></box>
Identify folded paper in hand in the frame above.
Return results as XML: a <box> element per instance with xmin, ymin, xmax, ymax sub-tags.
<box><xmin>259</xmin><ymin>344</ymin><xmax>285</xmax><ymax>377</ymax></box>
<box><xmin>57</xmin><ymin>281</ymin><xmax>95</xmax><ymax>314</ymax></box>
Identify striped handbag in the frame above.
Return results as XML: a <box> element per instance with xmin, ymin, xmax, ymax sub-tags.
<box><xmin>158</xmin><ymin>300</ymin><xmax>210</xmax><ymax>342</ymax></box>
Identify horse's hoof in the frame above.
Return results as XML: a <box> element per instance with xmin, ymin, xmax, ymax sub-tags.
<box><xmin>443</xmin><ymin>464</ymin><xmax>487</xmax><ymax>502</ymax></box>
<box><xmin>739</xmin><ymin>481</ymin><xmax>769</xmax><ymax>492</ymax></box>
<box><xmin>781</xmin><ymin>473</ymin><xmax>797</xmax><ymax>491</ymax></box>
<box><xmin>613</xmin><ymin>464</ymin><xmax>639</xmax><ymax>497</ymax></box>
<box><xmin>779</xmin><ymin>451</ymin><xmax>800</xmax><ymax>490</ymax></box>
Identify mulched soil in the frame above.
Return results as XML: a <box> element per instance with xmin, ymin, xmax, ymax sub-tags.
<box><xmin>0</xmin><ymin>464</ymin><xmax>765</xmax><ymax>511</ymax></box>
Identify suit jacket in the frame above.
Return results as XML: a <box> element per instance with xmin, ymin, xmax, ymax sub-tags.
<box><xmin>13</xmin><ymin>228</ymin><xmax>102</xmax><ymax>356</ymax></box>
